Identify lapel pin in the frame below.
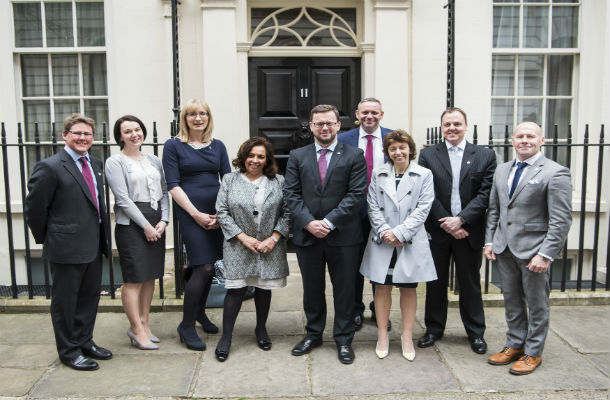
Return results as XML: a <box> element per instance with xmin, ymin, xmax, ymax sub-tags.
<box><xmin>466</xmin><ymin>161</ymin><xmax>471</xmax><ymax>164</ymax></box>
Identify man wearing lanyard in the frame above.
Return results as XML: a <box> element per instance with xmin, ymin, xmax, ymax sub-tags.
<box><xmin>26</xmin><ymin>114</ymin><xmax>111</xmax><ymax>371</ymax></box>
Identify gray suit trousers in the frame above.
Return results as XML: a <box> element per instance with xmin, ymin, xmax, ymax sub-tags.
<box><xmin>496</xmin><ymin>249</ymin><xmax>550</xmax><ymax>357</ymax></box>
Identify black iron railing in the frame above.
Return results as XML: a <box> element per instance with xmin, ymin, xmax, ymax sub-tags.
<box><xmin>0</xmin><ymin>121</ymin><xmax>188</xmax><ymax>299</ymax></box>
<box><xmin>426</xmin><ymin>124</ymin><xmax>609</xmax><ymax>293</ymax></box>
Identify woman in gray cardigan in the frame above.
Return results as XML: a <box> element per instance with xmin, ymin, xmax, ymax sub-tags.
<box><xmin>105</xmin><ymin>115</ymin><xmax>169</xmax><ymax>350</ymax></box>
<box><xmin>214</xmin><ymin>136</ymin><xmax>291</xmax><ymax>361</ymax></box>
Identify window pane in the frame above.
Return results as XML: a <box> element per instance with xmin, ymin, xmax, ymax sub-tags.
<box><xmin>517</xmin><ymin>99</ymin><xmax>542</xmax><ymax>125</ymax></box>
<box><xmin>518</xmin><ymin>55</ymin><xmax>544</xmax><ymax>96</ymax></box>
<box><xmin>54</xmin><ymin>100</ymin><xmax>80</xmax><ymax>125</ymax></box>
<box><xmin>52</xmin><ymin>55</ymin><xmax>79</xmax><ymax>96</ymax></box>
<box><xmin>82</xmin><ymin>54</ymin><xmax>108</xmax><ymax>96</ymax></box>
<box><xmin>523</xmin><ymin>6</ymin><xmax>548</xmax><ymax>48</ymax></box>
<box><xmin>492</xmin><ymin>55</ymin><xmax>515</xmax><ymax>96</ymax></box>
<box><xmin>552</xmin><ymin>6</ymin><xmax>578</xmax><ymax>48</ymax></box>
<box><xmin>493</xmin><ymin>6</ymin><xmax>519</xmax><ymax>48</ymax></box>
<box><xmin>546</xmin><ymin>99</ymin><xmax>571</xmax><ymax>138</ymax></box>
<box><xmin>77</xmin><ymin>2</ymin><xmax>105</xmax><ymax>46</ymax></box>
<box><xmin>84</xmin><ymin>99</ymin><xmax>108</xmax><ymax>138</ymax></box>
<box><xmin>45</xmin><ymin>2</ymin><xmax>74</xmax><ymax>47</ymax></box>
<box><xmin>491</xmin><ymin>99</ymin><xmax>514</xmax><ymax>139</ymax></box>
<box><xmin>24</xmin><ymin>100</ymin><xmax>51</xmax><ymax>141</ymax></box>
<box><xmin>21</xmin><ymin>55</ymin><xmax>49</xmax><ymax>97</ymax></box>
<box><xmin>547</xmin><ymin>55</ymin><xmax>573</xmax><ymax>96</ymax></box>
<box><xmin>14</xmin><ymin>3</ymin><xmax>42</xmax><ymax>47</ymax></box>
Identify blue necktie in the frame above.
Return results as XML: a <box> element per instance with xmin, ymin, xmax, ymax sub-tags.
<box><xmin>509</xmin><ymin>161</ymin><xmax>527</xmax><ymax>198</ymax></box>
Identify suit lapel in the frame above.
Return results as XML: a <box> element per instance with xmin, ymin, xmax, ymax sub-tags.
<box><xmin>60</xmin><ymin>150</ymin><xmax>97</xmax><ymax>209</ymax></box>
<box><xmin>435</xmin><ymin>143</ymin><xmax>453</xmax><ymax>177</ymax></box>
<box><xmin>377</xmin><ymin>165</ymin><xmax>398</xmax><ymax>208</ymax></box>
<box><xmin>509</xmin><ymin>156</ymin><xmax>545</xmax><ymax>203</ymax></box>
<box><xmin>459</xmin><ymin>142</ymin><xmax>475</xmax><ymax>184</ymax></box>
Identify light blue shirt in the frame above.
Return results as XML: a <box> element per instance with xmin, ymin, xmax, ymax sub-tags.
<box><xmin>446</xmin><ymin>139</ymin><xmax>466</xmax><ymax>216</ymax></box>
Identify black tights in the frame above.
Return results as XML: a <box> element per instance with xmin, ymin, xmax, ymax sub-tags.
<box><xmin>181</xmin><ymin>264</ymin><xmax>214</xmax><ymax>339</ymax></box>
<box><xmin>216</xmin><ymin>287</ymin><xmax>271</xmax><ymax>352</ymax></box>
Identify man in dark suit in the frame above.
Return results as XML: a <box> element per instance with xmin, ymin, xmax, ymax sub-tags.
<box><xmin>337</xmin><ymin>97</ymin><xmax>391</xmax><ymax>331</ymax></box>
<box><xmin>284</xmin><ymin>104</ymin><xmax>367</xmax><ymax>364</ymax></box>
<box><xmin>25</xmin><ymin>114</ymin><xmax>111</xmax><ymax>371</ymax></box>
<box><xmin>417</xmin><ymin>107</ymin><xmax>496</xmax><ymax>354</ymax></box>
<box><xmin>485</xmin><ymin>122</ymin><xmax>571</xmax><ymax>375</ymax></box>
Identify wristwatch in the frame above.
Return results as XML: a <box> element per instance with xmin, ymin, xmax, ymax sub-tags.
<box><xmin>270</xmin><ymin>236</ymin><xmax>279</xmax><ymax>243</ymax></box>
<box><xmin>540</xmin><ymin>255</ymin><xmax>551</xmax><ymax>262</ymax></box>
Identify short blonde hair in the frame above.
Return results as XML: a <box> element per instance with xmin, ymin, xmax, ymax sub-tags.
<box><xmin>176</xmin><ymin>99</ymin><xmax>214</xmax><ymax>143</ymax></box>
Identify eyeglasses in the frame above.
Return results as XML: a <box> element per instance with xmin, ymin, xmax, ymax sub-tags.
<box><xmin>312</xmin><ymin>121</ymin><xmax>338</xmax><ymax>128</ymax></box>
<box><xmin>68</xmin><ymin>131</ymin><xmax>94</xmax><ymax>138</ymax></box>
<box><xmin>186</xmin><ymin>111</ymin><xmax>208</xmax><ymax>119</ymax></box>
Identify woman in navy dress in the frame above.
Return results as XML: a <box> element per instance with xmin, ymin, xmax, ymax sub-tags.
<box><xmin>162</xmin><ymin>99</ymin><xmax>230</xmax><ymax>350</ymax></box>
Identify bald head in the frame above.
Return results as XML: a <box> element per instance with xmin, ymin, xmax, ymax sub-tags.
<box><xmin>512</xmin><ymin>122</ymin><xmax>544</xmax><ymax>161</ymax></box>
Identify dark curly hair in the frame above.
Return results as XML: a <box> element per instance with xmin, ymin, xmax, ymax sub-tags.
<box><xmin>382</xmin><ymin>129</ymin><xmax>417</xmax><ymax>163</ymax></box>
<box><xmin>232</xmin><ymin>136</ymin><xmax>277</xmax><ymax>179</ymax></box>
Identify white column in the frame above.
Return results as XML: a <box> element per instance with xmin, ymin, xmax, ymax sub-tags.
<box><xmin>200</xmin><ymin>0</ymin><xmax>245</xmax><ymax>158</ymax></box>
<box><xmin>371</xmin><ymin>0</ymin><xmax>411</xmax><ymax>132</ymax></box>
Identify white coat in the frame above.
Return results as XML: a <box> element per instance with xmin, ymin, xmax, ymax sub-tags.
<box><xmin>360</xmin><ymin>162</ymin><xmax>438</xmax><ymax>284</ymax></box>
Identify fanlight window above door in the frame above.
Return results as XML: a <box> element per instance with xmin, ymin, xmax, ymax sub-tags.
<box><xmin>251</xmin><ymin>7</ymin><xmax>357</xmax><ymax>47</ymax></box>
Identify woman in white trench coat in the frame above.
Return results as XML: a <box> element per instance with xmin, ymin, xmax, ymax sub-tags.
<box><xmin>360</xmin><ymin>129</ymin><xmax>437</xmax><ymax>361</ymax></box>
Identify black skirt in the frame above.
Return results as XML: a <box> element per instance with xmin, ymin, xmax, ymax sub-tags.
<box><xmin>371</xmin><ymin>249</ymin><xmax>418</xmax><ymax>289</ymax></box>
<box><xmin>115</xmin><ymin>202</ymin><xmax>165</xmax><ymax>283</ymax></box>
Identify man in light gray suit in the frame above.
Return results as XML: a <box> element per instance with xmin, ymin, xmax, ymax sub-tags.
<box><xmin>484</xmin><ymin>122</ymin><xmax>572</xmax><ymax>375</ymax></box>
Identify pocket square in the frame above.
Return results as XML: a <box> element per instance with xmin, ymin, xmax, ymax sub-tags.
<box><xmin>528</xmin><ymin>179</ymin><xmax>539</xmax><ymax>184</ymax></box>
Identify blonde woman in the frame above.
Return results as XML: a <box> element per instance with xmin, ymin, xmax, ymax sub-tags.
<box><xmin>162</xmin><ymin>99</ymin><xmax>230</xmax><ymax>350</ymax></box>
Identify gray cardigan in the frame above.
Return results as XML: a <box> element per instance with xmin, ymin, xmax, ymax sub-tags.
<box><xmin>216</xmin><ymin>171</ymin><xmax>292</xmax><ymax>280</ymax></box>
<box><xmin>105</xmin><ymin>153</ymin><xmax>169</xmax><ymax>227</ymax></box>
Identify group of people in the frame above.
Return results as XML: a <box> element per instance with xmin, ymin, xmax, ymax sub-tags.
<box><xmin>24</xmin><ymin>97</ymin><xmax>572</xmax><ymax>377</ymax></box>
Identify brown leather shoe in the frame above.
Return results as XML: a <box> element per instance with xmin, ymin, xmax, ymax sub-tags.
<box><xmin>488</xmin><ymin>347</ymin><xmax>524</xmax><ymax>365</ymax></box>
<box><xmin>509</xmin><ymin>354</ymin><xmax>542</xmax><ymax>375</ymax></box>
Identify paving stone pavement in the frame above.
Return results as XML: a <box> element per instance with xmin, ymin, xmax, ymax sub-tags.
<box><xmin>0</xmin><ymin>259</ymin><xmax>608</xmax><ymax>399</ymax></box>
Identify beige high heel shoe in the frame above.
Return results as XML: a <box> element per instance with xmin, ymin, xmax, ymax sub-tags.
<box><xmin>375</xmin><ymin>339</ymin><xmax>389</xmax><ymax>359</ymax></box>
<box><xmin>401</xmin><ymin>335</ymin><xmax>415</xmax><ymax>361</ymax></box>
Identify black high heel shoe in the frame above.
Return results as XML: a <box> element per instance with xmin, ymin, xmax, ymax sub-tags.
<box><xmin>177</xmin><ymin>323</ymin><xmax>206</xmax><ymax>351</ymax></box>
<box><xmin>197</xmin><ymin>314</ymin><xmax>219</xmax><ymax>334</ymax></box>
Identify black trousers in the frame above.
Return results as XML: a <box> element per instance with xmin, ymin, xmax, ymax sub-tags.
<box><xmin>50</xmin><ymin>252</ymin><xmax>102</xmax><ymax>361</ymax></box>
<box><xmin>295</xmin><ymin>241</ymin><xmax>359</xmax><ymax>345</ymax></box>
<box><xmin>424</xmin><ymin>235</ymin><xmax>486</xmax><ymax>339</ymax></box>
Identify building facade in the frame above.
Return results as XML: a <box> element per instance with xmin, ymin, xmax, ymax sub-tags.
<box><xmin>1</xmin><ymin>0</ymin><xmax>609</xmax><ymax>289</ymax></box>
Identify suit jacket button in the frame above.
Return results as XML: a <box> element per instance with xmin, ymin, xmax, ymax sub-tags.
<box><xmin>380</xmin><ymin>207</ymin><xmax>384</xmax><ymax>211</ymax></box>
<box><xmin>407</xmin><ymin>191</ymin><xmax>411</xmax><ymax>195</ymax></box>
<box><xmin>507</xmin><ymin>222</ymin><xmax>512</xmax><ymax>225</ymax></box>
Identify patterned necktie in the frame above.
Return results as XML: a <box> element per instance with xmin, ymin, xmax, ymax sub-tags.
<box><xmin>449</xmin><ymin>146</ymin><xmax>462</xmax><ymax>216</ymax></box>
<box><xmin>509</xmin><ymin>161</ymin><xmax>527</xmax><ymax>198</ymax></box>
<box><xmin>79</xmin><ymin>156</ymin><xmax>99</xmax><ymax>215</ymax></box>
<box><xmin>365</xmin><ymin>135</ymin><xmax>374</xmax><ymax>186</ymax></box>
<box><xmin>318</xmin><ymin>148</ymin><xmax>328</xmax><ymax>187</ymax></box>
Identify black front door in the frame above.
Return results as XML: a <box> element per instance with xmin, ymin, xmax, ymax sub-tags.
<box><xmin>248</xmin><ymin>57</ymin><xmax>361</xmax><ymax>174</ymax></box>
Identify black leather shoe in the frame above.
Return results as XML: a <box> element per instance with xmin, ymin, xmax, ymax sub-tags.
<box><xmin>337</xmin><ymin>344</ymin><xmax>355</xmax><ymax>364</ymax></box>
<box><xmin>82</xmin><ymin>344</ymin><xmax>112</xmax><ymax>360</ymax></box>
<box><xmin>63</xmin><ymin>355</ymin><xmax>99</xmax><ymax>371</ymax></box>
<box><xmin>291</xmin><ymin>337</ymin><xmax>323</xmax><ymax>356</ymax></box>
<box><xmin>354</xmin><ymin>314</ymin><xmax>363</xmax><ymax>331</ymax></box>
<box><xmin>469</xmin><ymin>337</ymin><xmax>488</xmax><ymax>354</ymax></box>
<box><xmin>215</xmin><ymin>348</ymin><xmax>229</xmax><ymax>362</ymax></box>
<box><xmin>417</xmin><ymin>333</ymin><xmax>443</xmax><ymax>348</ymax></box>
